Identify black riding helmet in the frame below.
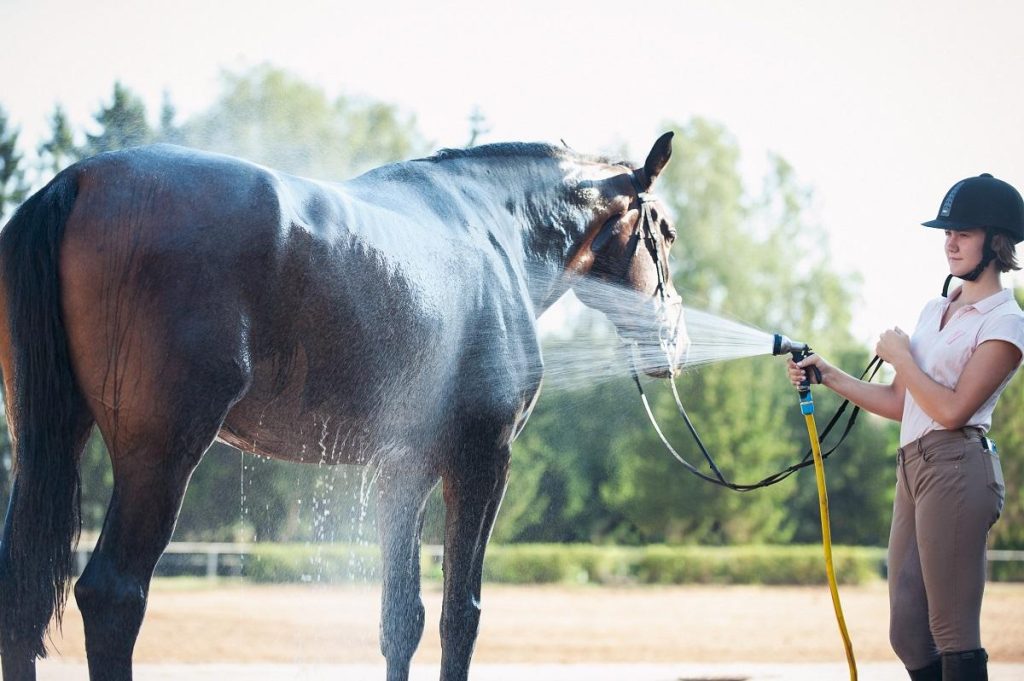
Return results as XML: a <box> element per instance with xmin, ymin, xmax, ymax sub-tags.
<box><xmin>921</xmin><ymin>173</ymin><xmax>1024</xmax><ymax>295</ymax></box>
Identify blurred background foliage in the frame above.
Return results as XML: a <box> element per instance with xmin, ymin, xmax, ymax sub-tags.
<box><xmin>0</xmin><ymin>65</ymin><xmax>1019</xmax><ymax>552</ymax></box>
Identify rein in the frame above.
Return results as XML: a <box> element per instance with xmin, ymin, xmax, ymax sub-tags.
<box><xmin>623</xmin><ymin>172</ymin><xmax>863</xmax><ymax>678</ymax></box>
<box><xmin>622</xmin><ymin>170</ymin><xmax>883</xmax><ymax>491</ymax></box>
<box><xmin>630</xmin><ymin>351</ymin><xmax>884</xmax><ymax>491</ymax></box>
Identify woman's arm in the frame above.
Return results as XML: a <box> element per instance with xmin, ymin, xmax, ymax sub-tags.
<box><xmin>787</xmin><ymin>355</ymin><xmax>906</xmax><ymax>421</ymax></box>
<box><xmin>878</xmin><ymin>329</ymin><xmax>1022</xmax><ymax>429</ymax></box>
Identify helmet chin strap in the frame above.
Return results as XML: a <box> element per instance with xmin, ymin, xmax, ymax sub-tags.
<box><xmin>943</xmin><ymin>230</ymin><xmax>994</xmax><ymax>297</ymax></box>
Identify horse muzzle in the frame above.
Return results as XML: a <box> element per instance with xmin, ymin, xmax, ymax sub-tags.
<box><xmin>625</xmin><ymin>297</ymin><xmax>688</xmax><ymax>378</ymax></box>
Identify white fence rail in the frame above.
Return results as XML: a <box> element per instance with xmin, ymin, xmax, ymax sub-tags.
<box><xmin>72</xmin><ymin>544</ymin><xmax>1024</xmax><ymax>581</ymax></box>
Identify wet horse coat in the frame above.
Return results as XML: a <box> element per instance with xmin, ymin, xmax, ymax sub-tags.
<box><xmin>0</xmin><ymin>136</ymin><xmax>680</xmax><ymax>681</ymax></box>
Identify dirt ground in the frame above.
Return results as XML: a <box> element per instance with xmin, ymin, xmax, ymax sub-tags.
<box><xmin>44</xmin><ymin>580</ymin><xmax>1024</xmax><ymax>664</ymax></box>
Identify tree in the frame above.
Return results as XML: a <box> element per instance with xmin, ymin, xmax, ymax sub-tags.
<box><xmin>0</xmin><ymin>402</ymin><xmax>11</xmax><ymax>511</ymax></box>
<box><xmin>38</xmin><ymin>104</ymin><xmax>78</xmax><ymax>176</ymax></box>
<box><xmin>0</xmin><ymin>106</ymin><xmax>29</xmax><ymax>505</ymax></box>
<box><xmin>82</xmin><ymin>81</ymin><xmax>152</xmax><ymax>156</ymax></box>
<box><xmin>506</xmin><ymin>118</ymin><xmax>898</xmax><ymax>546</ymax></box>
<box><xmin>155</xmin><ymin>91</ymin><xmax>184</xmax><ymax>145</ymax></box>
<box><xmin>466</xmin><ymin>106</ymin><xmax>490</xmax><ymax>147</ymax></box>
<box><xmin>988</xmin><ymin>287</ymin><xmax>1024</xmax><ymax>550</ymax></box>
<box><xmin>0</xmin><ymin>104</ymin><xmax>30</xmax><ymax>221</ymax></box>
<box><xmin>493</xmin><ymin>375</ymin><xmax>644</xmax><ymax>544</ymax></box>
<box><xmin>183</xmin><ymin>64</ymin><xmax>426</xmax><ymax>180</ymax></box>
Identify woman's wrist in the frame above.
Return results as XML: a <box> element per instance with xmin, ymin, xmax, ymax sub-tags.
<box><xmin>887</xmin><ymin>352</ymin><xmax>915</xmax><ymax>377</ymax></box>
<box><xmin>819</xmin><ymin>364</ymin><xmax>836</xmax><ymax>388</ymax></box>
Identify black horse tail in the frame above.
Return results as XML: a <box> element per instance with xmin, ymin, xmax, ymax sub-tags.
<box><xmin>0</xmin><ymin>170</ymin><xmax>90</xmax><ymax>659</ymax></box>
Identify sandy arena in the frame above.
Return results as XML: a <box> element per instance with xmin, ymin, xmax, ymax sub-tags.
<box><xmin>34</xmin><ymin>580</ymin><xmax>1024</xmax><ymax>679</ymax></box>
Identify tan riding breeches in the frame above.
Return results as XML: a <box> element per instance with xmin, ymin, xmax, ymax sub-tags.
<box><xmin>887</xmin><ymin>427</ymin><xmax>1005</xmax><ymax>669</ymax></box>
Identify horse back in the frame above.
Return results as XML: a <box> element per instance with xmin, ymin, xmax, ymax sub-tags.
<box><xmin>57</xmin><ymin>145</ymin><xmax>539</xmax><ymax>463</ymax></box>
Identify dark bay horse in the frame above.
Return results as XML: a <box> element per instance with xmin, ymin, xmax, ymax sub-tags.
<box><xmin>0</xmin><ymin>133</ymin><xmax>683</xmax><ymax>681</ymax></box>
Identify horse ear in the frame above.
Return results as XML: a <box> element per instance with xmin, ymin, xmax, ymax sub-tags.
<box><xmin>641</xmin><ymin>131</ymin><xmax>674</xmax><ymax>189</ymax></box>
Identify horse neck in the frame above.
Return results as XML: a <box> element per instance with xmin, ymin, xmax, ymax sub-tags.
<box><xmin>434</xmin><ymin>154</ymin><xmax>609</xmax><ymax>314</ymax></box>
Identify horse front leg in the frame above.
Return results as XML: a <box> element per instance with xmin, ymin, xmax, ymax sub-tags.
<box><xmin>376</xmin><ymin>460</ymin><xmax>440</xmax><ymax>681</ymax></box>
<box><xmin>438</xmin><ymin>445</ymin><xmax>510</xmax><ymax>681</ymax></box>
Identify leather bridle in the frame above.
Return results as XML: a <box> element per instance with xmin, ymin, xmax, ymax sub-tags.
<box><xmin>621</xmin><ymin>172</ymin><xmax>880</xmax><ymax>492</ymax></box>
<box><xmin>621</xmin><ymin>170</ymin><xmax>684</xmax><ymax>368</ymax></box>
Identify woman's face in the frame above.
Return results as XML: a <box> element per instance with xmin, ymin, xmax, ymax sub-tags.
<box><xmin>944</xmin><ymin>228</ymin><xmax>986</xmax><ymax>277</ymax></box>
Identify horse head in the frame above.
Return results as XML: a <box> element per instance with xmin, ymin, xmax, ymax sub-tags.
<box><xmin>572</xmin><ymin>132</ymin><xmax>688</xmax><ymax>378</ymax></box>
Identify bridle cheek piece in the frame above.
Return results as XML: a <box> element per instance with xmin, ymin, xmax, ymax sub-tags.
<box><xmin>628</xmin><ymin>171</ymin><xmax>680</xmax><ymax>368</ymax></box>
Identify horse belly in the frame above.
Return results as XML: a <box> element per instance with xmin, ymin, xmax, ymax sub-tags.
<box><xmin>219</xmin><ymin>333</ymin><xmax>459</xmax><ymax>465</ymax></box>
<box><xmin>218</xmin><ymin>404</ymin><xmax>381</xmax><ymax>465</ymax></box>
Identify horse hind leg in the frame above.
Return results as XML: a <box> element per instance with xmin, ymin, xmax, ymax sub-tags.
<box><xmin>73</xmin><ymin>448</ymin><xmax>193</xmax><ymax>680</ymax></box>
<box><xmin>376</xmin><ymin>458</ymin><xmax>440</xmax><ymax>681</ymax></box>
<box><xmin>74</xmin><ymin>372</ymin><xmax>248</xmax><ymax>680</ymax></box>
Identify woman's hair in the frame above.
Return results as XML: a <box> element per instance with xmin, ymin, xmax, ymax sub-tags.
<box><xmin>991</xmin><ymin>230</ymin><xmax>1020</xmax><ymax>272</ymax></box>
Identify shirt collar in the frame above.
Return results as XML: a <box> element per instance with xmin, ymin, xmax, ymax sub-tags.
<box><xmin>947</xmin><ymin>287</ymin><xmax>1013</xmax><ymax>314</ymax></box>
<box><xmin>973</xmin><ymin>288</ymin><xmax>1013</xmax><ymax>313</ymax></box>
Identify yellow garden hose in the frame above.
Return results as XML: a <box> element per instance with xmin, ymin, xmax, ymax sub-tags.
<box><xmin>801</xmin><ymin>393</ymin><xmax>858</xmax><ymax>681</ymax></box>
<box><xmin>634</xmin><ymin>336</ymin><xmax>867</xmax><ymax>679</ymax></box>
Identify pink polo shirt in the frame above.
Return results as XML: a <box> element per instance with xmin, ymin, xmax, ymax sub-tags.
<box><xmin>901</xmin><ymin>287</ymin><xmax>1024</xmax><ymax>447</ymax></box>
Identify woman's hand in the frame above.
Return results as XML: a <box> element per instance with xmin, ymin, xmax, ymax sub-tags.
<box><xmin>875</xmin><ymin>327</ymin><xmax>912</xmax><ymax>368</ymax></box>
<box><xmin>786</xmin><ymin>354</ymin><xmax>832</xmax><ymax>389</ymax></box>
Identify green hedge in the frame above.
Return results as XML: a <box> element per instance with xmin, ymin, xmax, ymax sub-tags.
<box><xmin>990</xmin><ymin>559</ymin><xmax>1024</xmax><ymax>582</ymax></box>
<box><xmin>628</xmin><ymin>544</ymin><xmax>883</xmax><ymax>585</ymax></box>
<box><xmin>242</xmin><ymin>543</ymin><xmax>886</xmax><ymax>585</ymax></box>
<box><xmin>477</xmin><ymin>544</ymin><xmax>883</xmax><ymax>586</ymax></box>
<box><xmin>245</xmin><ymin>543</ymin><xmax>382</xmax><ymax>583</ymax></box>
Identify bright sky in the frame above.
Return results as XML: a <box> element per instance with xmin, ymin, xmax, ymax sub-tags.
<box><xmin>4</xmin><ymin>0</ymin><xmax>1024</xmax><ymax>346</ymax></box>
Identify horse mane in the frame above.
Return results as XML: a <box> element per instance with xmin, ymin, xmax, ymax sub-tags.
<box><xmin>420</xmin><ymin>142</ymin><xmax>631</xmax><ymax>169</ymax></box>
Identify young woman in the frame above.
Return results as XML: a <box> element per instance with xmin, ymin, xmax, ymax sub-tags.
<box><xmin>788</xmin><ymin>174</ymin><xmax>1024</xmax><ymax>681</ymax></box>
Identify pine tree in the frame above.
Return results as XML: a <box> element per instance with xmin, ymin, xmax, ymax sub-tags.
<box><xmin>38</xmin><ymin>103</ymin><xmax>79</xmax><ymax>174</ymax></box>
<box><xmin>156</xmin><ymin>90</ymin><xmax>183</xmax><ymax>145</ymax></box>
<box><xmin>0</xmin><ymin>105</ymin><xmax>30</xmax><ymax>494</ymax></box>
<box><xmin>0</xmin><ymin>105</ymin><xmax>31</xmax><ymax>221</ymax></box>
<box><xmin>83</xmin><ymin>81</ymin><xmax>152</xmax><ymax>156</ymax></box>
<box><xmin>466</xmin><ymin>106</ymin><xmax>490</xmax><ymax>148</ymax></box>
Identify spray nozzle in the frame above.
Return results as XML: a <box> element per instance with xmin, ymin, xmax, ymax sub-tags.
<box><xmin>773</xmin><ymin>333</ymin><xmax>821</xmax><ymax>398</ymax></box>
<box><xmin>772</xmin><ymin>333</ymin><xmax>811</xmax><ymax>358</ymax></box>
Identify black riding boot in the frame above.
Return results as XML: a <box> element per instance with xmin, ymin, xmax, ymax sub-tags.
<box><xmin>909</xmin><ymin>659</ymin><xmax>937</xmax><ymax>679</ymax></box>
<box><xmin>941</xmin><ymin>648</ymin><xmax>988</xmax><ymax>680</ymax></box>
<box><xmin>907</xmin><ymin>658</ymin><xmax>941</xmax><ymax>680</ymax></box>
